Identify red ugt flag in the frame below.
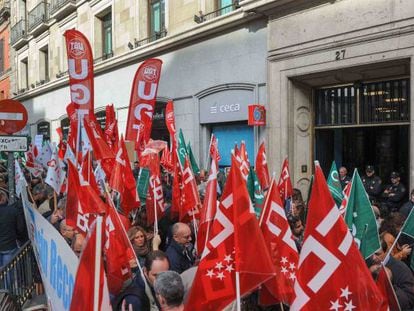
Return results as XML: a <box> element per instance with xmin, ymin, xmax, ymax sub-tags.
<box><xmin>255</xmin><ymin>142</ymin><xmax>270</xmax><ymax>191</ymax></box>
<box><xmin>278</xmin><ymin>158</ymin><xmax>293</xmax><ymax>203</ymax></box>
<box><xmin>291</xmin><ymin>162</ymin><xmax>383</xmax><ymax>310</ymax></box>
<box><xmin>259</xmin><ymin>180</ymin><xmax>298</xmax><ymax>305</ymax></box>
<box><xmin>185</xmin><ymin>155</ymin><xmax>275</xmax><ymax>311</ymax></box>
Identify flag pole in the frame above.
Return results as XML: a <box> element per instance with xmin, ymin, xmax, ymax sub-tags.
<box><xmin>205</xmin><ymin>134</ymin><xmax>213</xmax><ymax>171</ymax></box>
<box><xmin>153</xmin><ymin>185</ymin><xmax>159</xmax><ymax>236</ymax></box>
<box><xmin>93</xmin><ymin>215</ymin><xmax>103</xmax><ymax>311</ymax></box>
<box><xmin>235</xmin><ymin>271</ymin><xmax>241</xmax><ymax>311</ymax></box>
<box><xmin>259</xmin><ymin>173</ymin><xmax>276</xmax><ymax>227</ymax></box>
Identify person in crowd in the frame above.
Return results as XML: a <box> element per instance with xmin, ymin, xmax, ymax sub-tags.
<box><xmin>379</xmin><ymin>213</ymin><xmax>411</xmax><ymax>261</ymax></box>
<box><xmin>400</xmin><ymin>189</ymin><xmax>414</xmax><ymax>218</ymax></box>
<box><xmin>48</xmin><ymin>197</ymin><xmax>66</xmax><ymax>231</ymax></box>
<box><xmin>165</xmin><ymin>223</ymin><xmax>195</xmax><ymax>274</ymax></box>
<box><xmin>71</xmin><ymin>233</ymin><xmax>85</xmax><ymax>257</ymax></box>
<box><xmin>370</xmin><ymin>240</ymin><xmax>414</xmax><ymax>310</ymax></box>
<box><xmin>154</xmin><ymin>271</ymin><xmax>185</xmax><ymax>311</ymax></box>
<box><xmin>128</xmin><ymin>226</ymin><xmax>161</xmax><ymax>267</ymax></box>
<box><xmin>362</xmin><ymin>165</ymin><xmax>382</xmax><ymax>203</ymax></box>
<box><xmin>0</xmin><ymin>190</ymin><xmax>26</xmax><ymax>267</ymax></box>
<box><xmin>339</xmin><ymin>166</ymin><xmax>351</xmax><ymax>189</ymax></box>
<box><xmin>288</xmin><ymin>215</ymin><xmax>304</xmax><ymax>252</ymax></box>
<box><xmin>59</xmin><ymin>220</ymin><xmax>75</xmax><ymax>246</ymax></box>
<box><xmin>32</xmin><ymin>184</ymin><xmax>52</xmax><ymax>217</ymax></box>
<box><xmin>291</xmin><ymin>200</ymin><xmax>306</xmax><ymax>224</ymax></box>
<box><xmin>381</xmin><ymin>171</ymin><xmax>406</xmax><ymax>214</ymax></box>
<box><xmin>292</xmin><ymin>188</ymin><xmax>304</xmax><ymax>203</ymax></box>
<box><xmin>132</xmin><ymin>161</ymin><xmax>140</xmax><ymax>181</ymax></box>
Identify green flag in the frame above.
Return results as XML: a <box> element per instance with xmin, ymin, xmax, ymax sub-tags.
<box><xmin>247</xmin><ymin>169</ymin><xmax>264</xmax><ymax>219</ymax></box>
<box><xmin>137</xmin><ymin>168</ymin><xmax>150</xmax><ymax>201</ymax></box>
<box><xmin>327</xmin><ymin>161</ymin><xmax>343</xmax><ymax>207</ymax></box>
<box><xmin>401</xmin><ymin>209</ymin><xmax>414</xmax><ymax>270</ymax></box>
<box><xmin>177</xmin><ymin>129</ymin><xmax>187</xmax><ymax>168</ymax></box>
<box><xmin>186</xmin><ymin>142</ymin><xmax>200</xmax><ymax>175</ymax></box>
<box><xmin>344</xmin><ymin>169</ymin><xmax>380</xmax><ymax>259</ymax></box>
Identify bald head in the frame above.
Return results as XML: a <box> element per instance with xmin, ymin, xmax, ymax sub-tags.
<box><xmin>172</xmin><ymin>223</ymin><xmax>192</xmax><ymax>247</ymax></box>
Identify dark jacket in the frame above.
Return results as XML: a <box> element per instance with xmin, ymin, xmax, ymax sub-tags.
<box><xmin>165</xmin><ymin>239</ymin><xmax>194</xmax><ymax>274</ymax></box>
<box><xmin>382</xmin><ymin>183</ymin><xmax>406</xmax><ymax>211</ymax></box>
<box><xmin>400</xmin><ymin>200</ymin><xmax>414</xmax><ymax>218</ymax></box>
<box><xmin>0</xmin><ymin>202</ymin><xmax>27</xmax><ymax>251</ymax></box>
<box><xmin>386</xmin><ymin>256</ymin><xmax>414</xmax><ymax>310</ymax></box>
<box><xmin>362</xmin><ymin>175</ymin><xmax>382</xmax><ymax>202</ymax></box>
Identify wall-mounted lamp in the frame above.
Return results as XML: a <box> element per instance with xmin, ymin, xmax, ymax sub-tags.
<box><xmin>128</xmin><ymin>42</ymin><xmax>134</xmax><ymax>50</ymax></box>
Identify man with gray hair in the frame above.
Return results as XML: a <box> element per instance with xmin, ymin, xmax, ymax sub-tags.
<box><xmin>154</xmin><ymin>271</ymin><xmax>184</xmax><ymax>311</ymax></box>
<box><xmin>165</xmin><ymin>222</ymin><xmax>195</xmax><ymax>273</ymax></box>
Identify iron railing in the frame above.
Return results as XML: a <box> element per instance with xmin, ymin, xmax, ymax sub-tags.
<box><xmin>28</xmin><ymin>1</ymin><xmax>49</xmax><ymax>33</ymax></box>
<box><xmin>0</xmin><ymin>241</ymin><xmax>38</xmax><ymax>308</ymax></box>
<box><xmin>194</xmin><ymin>1</ymin><xmax>240</xmax><ymax>23</ymax></box>
<box><xmin>50</xmin><ymin>0</ymin><xmax>76</xmax><ymax>15</ymax></box>
<box><xmin>93</xmin><ymin>50</ymin><xmax>114</xmax><ymax>64</ymax></box>
<box><xmin>134</xmin><ymin>28</ymin><xmax>167</xmax><ymax>48</ymax></box>
<box><xmin>10</xmin><ymin>19</ymin><xmax>27</xmax><ymax>45</ymax></box>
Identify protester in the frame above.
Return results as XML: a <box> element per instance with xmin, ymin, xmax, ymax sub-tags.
<box><xmin>132</xmin><ymin>161</ymin><xmax>140</xmax><ymax>180</ymax></box>
<box><xmin>128</xmin><ymin>226</ymin><xmax>161</xmax><ymax>267</ymax></box>
<box><xmin>59</xmin><ymin>220</ymin><xmax>75</xmax><ymax>246</ymax></box>
<box><xmin>48</xmin><ymin>196</ymin><xmax>66</xmax><ymax>231</ymax></box>
<box><xmin>370</xmin><ymin>240</ymin><xmax>414</xmax><ymax>310</ymax></box>
<box><xmin>288</xmin><ymin>215</ymin><xmax>304</xmax><ymax>251</ymax></box>
<box><xmin>339</xmin><ymin>166</ymin><xmax>351</xmax><ymax>188</ymax></box>
<box><xmin>362</xmin><ymin>165</ymin><xmax>382</xmax><ymax>203</ymax></box>
<box><xmin>154</xmin><ymin>271</ymin><xmax>185</xmax><ymax>311</ymax></box>
<box><xmin>0</xmin><ymin>190</ymin><xmax>26</xmax><ymax>267</ymax></box>
<box><xmin>32</xmin><ymin>184</ymin><xmax>52</xmax><ymax>217</ymax></box>
<box><xmin>165</xmin><ymin>223</ymin><xmax>195</xmax><ymax>274</ymax></box>
<box><xmin>381</xmin><ymin>171</ymin><xmax>406</xmax><ymax>214</ymax></box>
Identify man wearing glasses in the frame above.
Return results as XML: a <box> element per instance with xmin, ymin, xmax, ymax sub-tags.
<box><xmin>166</xmin><ymin>223</ymin><xmax>195</xmax><ymax>274</ymax></box>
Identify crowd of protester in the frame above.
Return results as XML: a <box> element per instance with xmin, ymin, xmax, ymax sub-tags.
<box><xmin>2</xmin><ymin>158</ymin><xmax>414</xmax><ymax>310</ymax></box>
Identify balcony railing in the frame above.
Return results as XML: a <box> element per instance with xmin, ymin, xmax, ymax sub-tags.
<box><xmin>50</xmin><ymin>0</ymin><xmax>76</xmax><ymax>20</ymax></box>
<box><xmin>0</xmin><ymin>0</ymin><xmax>10</xmax><ymax>23</ymax></box>
<box><xmin>134</xmin><ymin>29</ymin><xmax>167</xmax><ymax>48</ymax></box>
<box><xmin>94</xmin><ymin>50</ymin><xmax>114</xmax><ymax>64</ymax></box>
<box><xmin>194</xmin><ymin>1</ymin><xmax>240</xmax><ymax>24</ymax></box>
<box><xmin>10</xmin><ymin>19</ymin><xmax>28</xmax><ymax>47</ymax></box>
<box><xmin>28</xmin><ymin>1</ymin><xmax>49</xmax><ymax>34</ymax></box>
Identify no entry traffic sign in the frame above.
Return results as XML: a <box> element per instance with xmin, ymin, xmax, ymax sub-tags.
<box><xmin>0</xmin><ymin>99</ymin><xmax>28</xmax><ymax>134</ymax></box>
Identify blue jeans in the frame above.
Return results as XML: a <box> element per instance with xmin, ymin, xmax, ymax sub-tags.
<box><xmin>0</xmin><ymin>248</ymin><xmax>18</xmax><ymax>268</ymax></box>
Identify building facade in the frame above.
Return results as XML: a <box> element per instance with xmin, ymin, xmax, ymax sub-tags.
<box><xmin>8</xmin><ymin>0</ymin><xmax>414</xmax><ymax>195</ymax></box>
<box><xmin>0</xmin><ymin>0</ymin><xmax>11</xmax><ymax>100</ymax></box>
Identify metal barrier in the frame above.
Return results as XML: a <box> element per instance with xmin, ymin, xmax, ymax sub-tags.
<box><xmin>0</xmin><ymin>241</ymin><xmax>38</xmax><ymax>309</ymax></box>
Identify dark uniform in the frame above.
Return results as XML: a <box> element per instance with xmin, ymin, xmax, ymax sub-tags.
<box><xmin>381</xmin><ymin>172</ymin><xmax>406</xmax><ymax>213</ymax></box>
<box><xmin>340</xmin><ymin>175</ymin><xmax>351</xmax><ymax>189</ymax></box>
<box><xmin>361</xmin><ymin>166</ymin><xmax>382</xmax><ymax>203</ymax></box>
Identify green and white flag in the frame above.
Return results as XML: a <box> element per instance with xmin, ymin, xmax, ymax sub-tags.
<box><xmin>137</xmin><ymin>168</ymin><xmax>150</xmax><ymax>201</ymax></box>
<box><xmin>177</xmin><ymin>129</ymin><xmax>187</xmax><ymax>168</ymax></box>
<box><xmin>186</xmin><ymin>142</ymin><xmax>200</xmax><ymax>175</ymax></box>
<box><xmin>344</xmin><ymin>169</ymin><xmax>380</xmax><ymax>259</ymax></box>
<box><xmin>401</xmin><ymin>209</ymin><xmax>414</xmax><ymax>270</ymax></box>
<box><xmin>327</xmin><ymin>161</ymin><xmax>343</xmax><ymax>207</ymax></box>
<box><xmin>247</xmin><ymin>169</ymin><xmax>264</xmax><ymax>219</ymax></box>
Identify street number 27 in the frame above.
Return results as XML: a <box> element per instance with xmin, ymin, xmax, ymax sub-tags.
<box><xmin>335</xmin><ymin>49</ymin><xmax>346</xmax><ymax>60</ymax></box>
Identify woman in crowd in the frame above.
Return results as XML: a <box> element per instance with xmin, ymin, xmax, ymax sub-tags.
<box><xmin>128</xmin><ymin>226</ymin><xmax>161</xmax><ymax>267</ymax></box>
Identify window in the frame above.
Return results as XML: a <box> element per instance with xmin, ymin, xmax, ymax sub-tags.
<box><xmin>149</xmin><ymin>0</ymin><xmax>165</xmax><ymax>37</ymax></box>
<box><xmin>101</xmin><ymin>12</ymin><xmax>112</xmax><ymax>56</ymax></box>
<box><xmin>39</xmin><ymin>45</ymin><xmax>49</xmax><ymax>82</ymax></box>
<box><xmin>218</xmin><ymin>0</ymin><xmax>234</xmax><ymax>14</ymax></box>
<box><xmin>314</xmin><ymin>78</ymin><xmax>410</xmax><ymax>127</ymax></box>
<box><xmin>0</xmin><ymin>39</ymin><xmax>4</xmax><ymax>73</ymax></box>
<box><xmin>20</xmin><ymin>57</ymin><xmax>28</xmax><ymax>90</ymax></box>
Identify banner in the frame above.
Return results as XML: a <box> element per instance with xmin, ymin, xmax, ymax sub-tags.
<box><xmin>64</xmin><ymin>30</ymin><xmax>94</xmax><ymax>116</ymax></box>
<box><xmin>21</xmin><ymin>184</ymin><xmax>78</xmax><ymax>311</ymax></box>
<box><xmin>125</xmin><ymin>58</ymin><xmax>163</xmax><ymax>152</ymax></box>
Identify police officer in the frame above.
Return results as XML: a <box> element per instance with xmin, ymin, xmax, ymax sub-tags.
<box><xmin>362</xmin><ymin>165</ymin><xmax>382</xmax><ymax>203</ymax></box>
<box><xmin>381</xmin><ymin>171</ymin><xmax>406</xmax><ymax>213</ymax></box>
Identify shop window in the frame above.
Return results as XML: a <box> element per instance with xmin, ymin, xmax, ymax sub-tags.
<box><xmin>95</xmin><ymin>110</ymin><xmax>106</xmax><ymax>131</ymax></box>
<box><xmin>149</xmin><ymin>0</ymin><xmax>165</xmax><ymax>37</ymax></box>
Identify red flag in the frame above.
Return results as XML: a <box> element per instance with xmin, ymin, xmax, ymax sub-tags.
<box><xmin>25</xmin><ymin>145</ymin><xmax>43</xmax><ymax>177</ymax></box>
<box><xmin>146</xmin><ymin>170</ymin><xmax>166</xmax><ymax>227</ymax></box>
<box><xmin>171</xmin><ymin>154</ymin><xmax>182</xmax><ymax>217</ymax></box>
<box><xmin>165</xmin><ymin>100</ymin><xmax>177</xmax><ymax>151</ymax></box>
<box><xmin>291</xmin><ymin>162</ymin><xmax>383</xmax><ymax>310</ymax></box>
<box><xmin>179</xmin><ymin>157</ymin><xmax>200</xmax><ymax>222</ymax></box>
<box><xmin>185</xmin><ymin>156</ymin><xmax>275</xmax><ymax>311</ymax></box>
<box><xmin>197</xmin><ymin>154</ymin><xmax>218</xmax><ymax>255</ymax></box>
<box><xmin>339</xmin><ymin>181</ymin><xmax>352</xmax><ymax>216</ymax></box>
<box><xmin>64</xmin><ymin>30</ymin><xmax>94</xmax><ymax>115</ymax></box>
<box><xmin>104</xmin><ymin>104</ymin><xmax>119</xmax><ymax>151</ymax></box>
<box><xmin>209</xmin><ymin>134</ymin><xmax>221</xmax><ymax>162</ymax></box>
<box><xmin>103</xmin><ymin>196</ymin><xmax>134</xmax><ymax>295</ymax></box>
<box><xmin>235</xmin><ymin>141</ymin><xmax>249</xmax><ymax>180</ymax></box>
<box><xmin>125</xmin><ymin>59</ymin><xmax>163</xmax><ymax>154</ymax></box>
<box><xmin>81</xmin><ymin>151</ymin><xmax>100</xmax><ymax>195</ymax></box>
<box><xmin>70</xmin><ymin>218</ymin><xmax>111</xmax><ymax>311</ymax></box>
<box><xmin>233</xmin><ymin>143</ymin><xmax>240</xmax><ymax>158</ymax></box>
<box><xmin>109</xmin><ymin>136</ymin><xmax>140</xmax><ymax>215</ymax></box>
<box><xmin>255</xmin><ymin>142</ymin><xmax>270</xmax><ymax>190</ymax></box>
<box><xmin>376</xmin><ymin>264</ymin><xmax>401</xmax><ymax>311</ymax></box>
<box><xmin>83</xmin><ymin>117</ymin><xmax>115</xmax><ymax>173</ymax></box>
<box><xmin>259</xmin><ymin>180</ymin><xmax>298</xmax><ymax>305</ymax></box>
<box><xmin>278</xmin><ymin>158</ymin><xmax>293</xmax><ymax>203</ymax></box>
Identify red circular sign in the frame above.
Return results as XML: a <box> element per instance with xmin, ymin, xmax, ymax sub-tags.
<box><xmin>0</xmin><ymin>99</ymin><xmax>28</xmax><ymax>134</ymax></box>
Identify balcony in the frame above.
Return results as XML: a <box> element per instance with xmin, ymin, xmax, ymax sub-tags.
<box><xmin>0</xmin><ymin>0</ymin><xmax>10</xmax><ymax>24</ymax></box>
<box><xmin>133</xmin><ymin>29</ymin><xmax>168</xmax><ymax>48</ymax></box>
<box><xmin>50</xmin><ymin>0</ymin><xmax>76</xmax><ymax>21</ymax></box>
<box><xmin>194</xmin><ymin>1</ymin><xmax>240</xmax><ymax>24</ymax></box>
<box><xmin>28</xmin><ymin>1</ymin><xmax>49</xmax><ymax>37</ymax></box>
<box><xmin>11</xmin><ymin>19</ymin><xmax>28</xmax><ymax>49</ymax></box>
